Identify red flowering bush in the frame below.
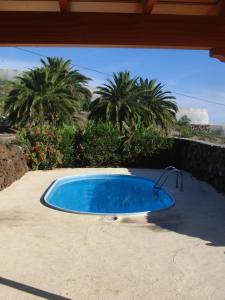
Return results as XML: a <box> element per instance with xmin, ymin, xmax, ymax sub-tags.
<box><xmin>17</xmin><ymin>126</ymin><xmax>76</xmax><ymax>170</ymax></box>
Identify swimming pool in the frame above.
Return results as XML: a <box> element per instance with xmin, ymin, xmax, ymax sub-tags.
<box><xmin>43</xmin><ymin>174</ymin><xmax>175</xmax><ymax>215</ymax></box>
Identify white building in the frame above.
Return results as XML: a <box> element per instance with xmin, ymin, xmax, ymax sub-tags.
<box><xmin>177</xmin><ymin>108</ymin><xmax>209</xmax><ymax>125</ymax></box>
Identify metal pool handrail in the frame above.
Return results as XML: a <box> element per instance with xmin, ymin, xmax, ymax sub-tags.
<box><xmin>154</xmin><ymin>166</ymin><xmax>183</xmax><ymax>192</ymax></box>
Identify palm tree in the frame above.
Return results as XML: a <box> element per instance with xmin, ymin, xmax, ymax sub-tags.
<box><xmin>4</xmin><ymin>57</ymin><xmax>91</xmax><ymax>127</ymax></box>
<box><xmin>89</xmin><ymin>72</ymin><xmax>177</xmax><ymax>132</ymax></box>
<box><xmin>137</xmin><ymin>78</ymin><xmax>178</xmax><ymax>128</ymax></box>
<box><xmin>89</xmin><ymin>72</ymin><xmax>149</xmax><ymax>132</ymax></box>
<box><xmin>178</xmin><ymin>115</ymin><xmax>191</xmax><ymax>125</ymax></box>
<box><xmin>41</xmin><ymin>57</ymin><xmax>92</xmax><ymax>110</ymax></box>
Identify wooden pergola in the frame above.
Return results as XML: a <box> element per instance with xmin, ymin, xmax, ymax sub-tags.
<box><xmin>0</xmin><ymin>0</ymin><xmax>225</xmax><ymax>61</ymax></box>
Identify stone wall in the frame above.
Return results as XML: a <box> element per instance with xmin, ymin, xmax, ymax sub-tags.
<box><xmin>0</xmin><ymin>143</ymin><xmax>27</xmax><ymax>191</ymax></box>
<box><xmin>137</xmin><ymin>138</ymin><xmax>225</xmax><ymax>193</ymax></box>
<box><xmin>172</xmin><ymin>139</ymin><xmax>225</xmax><ymax>193</ymax></box>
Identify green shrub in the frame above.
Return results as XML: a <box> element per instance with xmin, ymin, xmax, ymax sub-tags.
<box><xmin>16</xmin><ymin>122</ymin><xmax>173</xmax><ymax>169</ymax></box>
<box><xmin>123</xmin><ymin>125</ymin><xmax>173</xmax><ymax>164</ymax></box>
<box><xmin>176</xmin><ymin>124</ymin><xmax>194</xmax><ymax>138</ymax></box>
<box><xmin>78</xmin><ymin>122</ymin><xmax>122</xmax><ymax>166</ymax></box>
<box><xmin>58</xmin><ymin>125</ymin><xmax>78</xmax><ymax>167</ymax></box>
<box><xmin>17</xmin><ymin>125</ymin><xmax>78</xmax><ymax>170</ymax></box>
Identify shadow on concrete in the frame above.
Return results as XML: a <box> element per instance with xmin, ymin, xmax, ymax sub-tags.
<box><xmin>128</xmin><ymin>168</ymin><xmax>225</xmax><ymax>247</ymax></box>
<box><xmin>0</xmin><ymin>277</ymin><xmax>71</xmax><ymax>300</ymax></box>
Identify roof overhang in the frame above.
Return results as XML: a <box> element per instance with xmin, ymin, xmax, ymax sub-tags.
<box><xmin>0</xmin><ymin>0</ymin><xmax>225</xmax><ymax>62</ymax></box>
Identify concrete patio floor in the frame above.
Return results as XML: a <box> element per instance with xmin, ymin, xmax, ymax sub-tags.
<box><xmin>0</xmin><ymin>168</ymin><xmax>225</xmax><ymax>300</ymax></box>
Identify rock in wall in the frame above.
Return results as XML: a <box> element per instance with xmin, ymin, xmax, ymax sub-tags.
<box><xmin>0</xmin><ymin>143</ymin><xmax>28</xmax><ymax>191</ymax></box>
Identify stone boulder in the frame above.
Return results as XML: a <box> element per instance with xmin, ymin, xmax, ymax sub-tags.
<box><xmin>0</xmin><ymin>143</ymin><xmax>28</xmax><ymax>191</ymax></box>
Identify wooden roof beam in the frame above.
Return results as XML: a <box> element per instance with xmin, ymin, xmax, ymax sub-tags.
<box><xmin>142</xmin><ymin>0</ymin><xmax>156</xmax><ymax>13</ymax></box>
<box><xmin>1</xmin><ymin>12</ymin><xmax>225</xmax><ymax>51</ymax></box>
<box><xmin>59</xmin><ymin>0</ymin><xmax>69</xmax><ymax>12</ymax></box>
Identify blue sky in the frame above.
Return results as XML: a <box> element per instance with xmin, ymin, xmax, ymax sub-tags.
<box><xmin>0</xmin><ymin>47</ymin><xmax>225</xmax><ymax>124</ymax></box>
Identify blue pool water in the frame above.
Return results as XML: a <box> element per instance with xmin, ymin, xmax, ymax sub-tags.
<box><xmin>44</xmin><ymin>174</ymin><xmax>175</xmax><ymax>215</ymax></box>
